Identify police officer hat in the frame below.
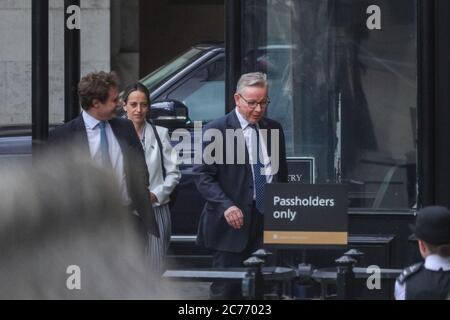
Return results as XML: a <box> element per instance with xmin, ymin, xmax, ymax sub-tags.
<box><xmin>410</xmin><ymin>206</ymin><xmax>450</xmax><ymax>245</ymax></box>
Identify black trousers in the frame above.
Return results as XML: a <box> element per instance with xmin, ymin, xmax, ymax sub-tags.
<box><xmin>124</xmin><ymin>206</ymin><xmax>149</xmax><ymax>255</ymax></box>
<box><xmin>210</xmin><ymin>205</ymin><xmax>264</xmax><ymax>300</ymax></box>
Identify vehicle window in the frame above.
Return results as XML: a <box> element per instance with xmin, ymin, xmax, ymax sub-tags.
<box><xmin>164</xmin><ymin>57</ymin><xmax>225</xmax><ymax>123</ymax></box>
<box><xmin>140</xmin><ymin>47</ymin><xmax>204</xmax><ymax>92</ymax></box>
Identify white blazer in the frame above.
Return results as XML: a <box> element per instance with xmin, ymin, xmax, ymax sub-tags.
<box><xmin>142</xmin><ymin>121</ymin><xmax>181</xmax><ymax>207</ymax></box>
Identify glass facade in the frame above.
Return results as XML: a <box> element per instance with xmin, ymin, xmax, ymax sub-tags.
<box><xmin>243</xmin><ymin>0</ymin><xmax>417</xmax><ymax>210</ymax></box>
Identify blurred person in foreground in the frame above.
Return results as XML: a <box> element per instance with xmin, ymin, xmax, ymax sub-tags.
<box><xmin>395</xmin><ymin>206</ymin><xmax>450</xmax><ymax>300</ymax></box>
<box><xmin>122</xmin><ymin>82</ymin><xmax>181</xmax><ymax>274</ymax></box>
<box><xmin>47</xmin><ymin>71</ymin><xmax>159</xmax><ymax>251</ymax></box>
<box><xmin>0</xmin><ymin>152</ymin><xmax>178</xmax><ymax>299</ymax></box>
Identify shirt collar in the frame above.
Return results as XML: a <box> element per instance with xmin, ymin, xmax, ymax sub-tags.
<box><xmin>425</xmin><ymin>254</ymin><xmax>450</xmax><ymax>271</ymax></box>
<box><xmin>235</xmin><ymin>108</ymin><xmax>256</xmax><ymax>130</ymax></box>
<box><xmin>82</xmin><ymin>110</ymin><xmax>102</xmax><ymax>130</ymax></box>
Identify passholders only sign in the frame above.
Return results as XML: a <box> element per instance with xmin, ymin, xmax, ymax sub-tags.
<box><xmin>263</xmin><ymin>184</ymin><xmax>348</xmax><ymax>247</ymax></box>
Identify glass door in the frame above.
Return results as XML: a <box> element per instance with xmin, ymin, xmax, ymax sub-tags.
<box><xmin>243</xmin><ymin>0</ymin><xmax>418</xmax><ymax>210</ymax></box>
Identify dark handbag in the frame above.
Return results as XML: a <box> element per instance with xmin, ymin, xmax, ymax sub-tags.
<box><xmin>149</xmin><ymin>121</ymin><xmax>179</xmax><ymax>207</ymax></box>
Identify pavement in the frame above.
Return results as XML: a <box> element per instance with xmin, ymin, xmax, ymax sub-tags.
<box><xmin>158</xmin><ymin>280</ymin><xmax>211</xmax><ymax>300</ymax></box>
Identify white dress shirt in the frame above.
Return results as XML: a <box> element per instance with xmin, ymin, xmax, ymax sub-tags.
<box><xmin>395</xmin><ymin>254</ymin><xmax>450</xmax><ymax>300</ymax></box>
<box><xmin>235</xmin><ymin>108</ymin><xmax>273</xmax><ymax>199</ymax></box>
<box><xmin>82</xmin><ymin>111</ymin><xmax>131</xmax><ymax>206</ymax></box>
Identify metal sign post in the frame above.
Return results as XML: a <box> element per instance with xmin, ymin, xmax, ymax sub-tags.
<box><xmin>32</xmin><ymin>0</ymin><xmax>49</xmax><ymax>152</ymax></box>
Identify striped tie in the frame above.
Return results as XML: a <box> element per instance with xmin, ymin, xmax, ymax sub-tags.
<box><xmin>250</xmin><ymin>124</ymin><xmax>266</xmax><ymax>214</ymax></box>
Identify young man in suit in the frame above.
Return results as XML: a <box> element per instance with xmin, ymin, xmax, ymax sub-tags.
<box><xmin>48</xmin><ymin>71</ymin><xmax>159</xmax><ymax>249</ymax></box>
<box><xmin>194</xmin><ymin>72</ymin><xmax>288</xmax><ymax>299</ymax></box>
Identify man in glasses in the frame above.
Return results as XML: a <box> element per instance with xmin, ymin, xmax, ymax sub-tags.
<box><xmin>194</xmin><ymin>72</ymin><xmax>288</xmax><ymax>299</ymax></box>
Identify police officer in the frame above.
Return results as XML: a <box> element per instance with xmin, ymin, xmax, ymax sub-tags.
<box><xmin>395</xmin><ymin>206</ymin><xmax>450</xmax><ymax>300</ymax></box>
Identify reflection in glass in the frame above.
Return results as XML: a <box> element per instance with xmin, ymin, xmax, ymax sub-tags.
<box><xmin>243</xmin><ymin>0</ymin><xmax>417</xmax><ymax>210</ymax></box>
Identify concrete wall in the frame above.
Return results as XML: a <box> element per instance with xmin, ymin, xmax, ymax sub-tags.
<box><xmin>111</xmin><ymin>0</ymin><xmax>139</xmax><ymax>90</ymax></box>
<box><xmin>0</xmin><ymin>0</ymin><xmax>32</xmax><ymax>125</ymax></box>
<box><xmin>0</xmin><ymin>0</ymin><xmax>110</xmax><ymax>126</ymax></box>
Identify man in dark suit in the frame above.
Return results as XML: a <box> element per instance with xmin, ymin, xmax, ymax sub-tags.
<box><xmin>194</xmin><ymin>72</ymin><xmax>288</xmax><ymax>299</ymax></box>
<box><xmin>48</xmin><ymin>71</ymin><xmax>159</xmax><ymax>247</ymax></box>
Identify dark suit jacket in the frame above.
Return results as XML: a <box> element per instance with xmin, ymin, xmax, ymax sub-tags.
<box><xmin>47</xmin><ymin>114</ymin><xmax>159</xmax><ymax>237</ymax></box>
<box><xmin>194</xmin><ymin>110</ymin><xmax>288</xmax><ymax>253</ymax></box>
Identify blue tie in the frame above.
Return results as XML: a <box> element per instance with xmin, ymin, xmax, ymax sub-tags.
<box><xmin>250</xmin><ymin>124</ymin><xmax>266</xmax><ymax>214</ymax></box>
<box><xmin>98</xmin><ymin>121</ymin><xmax>112</xmax><ymax>168</ymax></box>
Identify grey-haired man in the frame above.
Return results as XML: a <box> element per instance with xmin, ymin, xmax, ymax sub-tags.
<box><xmin>194</xmin><ymin>72</ymin><xmax>288</xmax><ymax>299</ymax></box>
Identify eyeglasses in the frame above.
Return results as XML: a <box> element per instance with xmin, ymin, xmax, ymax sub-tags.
<box><xmin>238</xmin><ymin>94</ymin><xmax>270</xmax><ymax>109</ymax></box>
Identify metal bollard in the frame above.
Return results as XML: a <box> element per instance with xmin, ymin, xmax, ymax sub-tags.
<box><xmin>251</xmin><ymin>249</ymin><xmax>278</xmax><ymax>298</ymax></box>
<box><xmin>251</xmin><ymin>249</ymin><xmax>273</xmax><ymax>263</ymax></box>
<box><xmin>344</xmin><ymin>249</ymin><xmax>365</xmax><ymax>297</ymax></box>
<box><xmin>243</xmin><ymin>256</ymin><xmax>265</xmax><ymax>299</ymax></box>
<box><xmin>344</xmin><ymin>249</ymin><xmax>364</xmax><ymax>265</ymax></box>
<box><xmin>335</xmin><ymin>255</ymin><xmax>357</xmax><ymax>300</ymax></box>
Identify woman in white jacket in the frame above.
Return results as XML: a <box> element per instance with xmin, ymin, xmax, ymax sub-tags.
<box><xmin>123</xmin><ymin>83</ymin><xmax>181</xmax><ymax>274</ymax></box>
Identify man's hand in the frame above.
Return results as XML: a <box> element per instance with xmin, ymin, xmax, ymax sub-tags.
<box><xmin>224</xmin><ymin>206</ymin><xmax>244</xmax><ymax>229</ymax></box>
